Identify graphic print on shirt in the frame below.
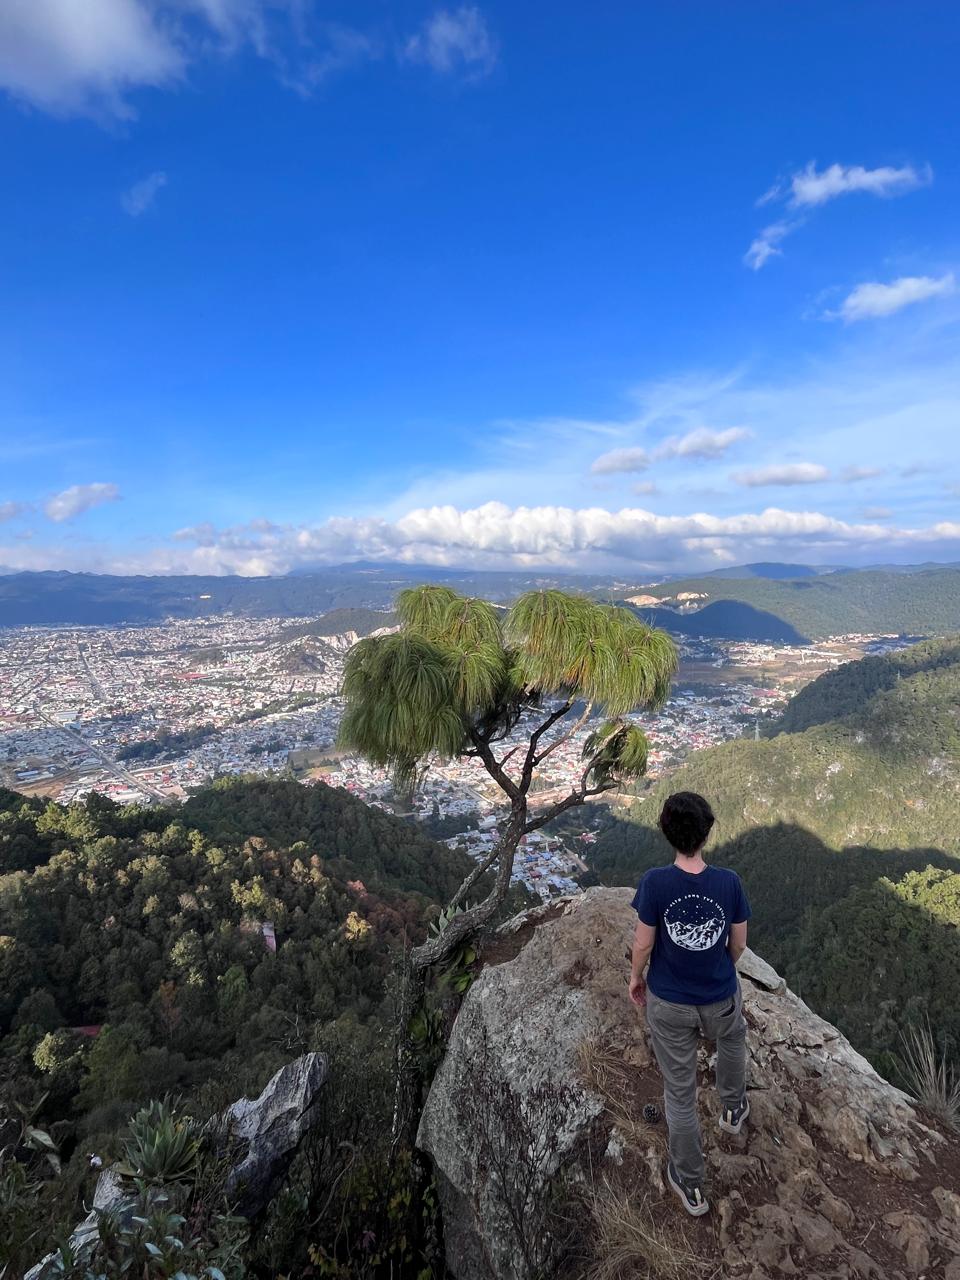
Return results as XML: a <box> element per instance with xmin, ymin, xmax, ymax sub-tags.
<box><xmin>663</xmin><ymin>892</ymin><xmax>726</xmax><ymax>951</ymax></box>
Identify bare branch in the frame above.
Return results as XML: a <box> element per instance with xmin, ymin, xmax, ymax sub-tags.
<box><xmin>533</xmin><ymin>700</ymin><xmax>593</xmax><ymax>766</ymax></box>
<box><xmin>449</xmin><ymin>841</ymin><xmax>503</xmax><ymax>909</ymax></box>
<box><xmin>470</xmin><ymin>727</ymin><xmax>521</xmax><ymax>802</ymax></box>
<box><xmin>520</xmin><ymin>701</ymin><xmax>573</xmax><ymax>792</ymax></box>
<box><xmin>521</xmin><ymin>780</ymin><xmax>616</xmax><ymax>835</ymax></box>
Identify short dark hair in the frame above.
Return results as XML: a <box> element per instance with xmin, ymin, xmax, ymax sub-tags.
<box><xmin>658</xmin><ymin>791</ymin><xmax>715</xmax><ymax>855</ymax></box>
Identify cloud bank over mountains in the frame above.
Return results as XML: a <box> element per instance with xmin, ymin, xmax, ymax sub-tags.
<box><xmin>2</xmin><ymin>500</ymin><xmax>958</xmax><ymax>577</ymax></box>
<box><xmin>2</xmin><ymin>343</ymin><xmax>957</xmax><ymax>575</ymax></box>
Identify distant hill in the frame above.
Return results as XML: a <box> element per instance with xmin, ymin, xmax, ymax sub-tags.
<box><xmin>623</xmin><ymin>565</ymin><xmax>960</xmax><ymax>640</ymax></box>
<box><xmin>631</xmin><ymin>599</ymin><xmax>808</xmax><ymax>643</ymax></box>
<box><xmin>4</xmin><ymin>563</ymin><xmax>960</xmax><ymax>640</ymax></box>
<box><xmin>703</xmin><ymin>561</ymin><xmax>842</xmax><ymax>579</ymax></box>
<box><xmin>584</xmin><ymin>635</ymin><xmax>960</xmax><ymax>1066</ymax></box>
<box><xmin>277</xmin><ymin>607</ymin><xmax>398</xmax><ymax>642</ymax></box>
<box><xmin>0</xmin><ymin>568</ymin><xmax>626</xmax><ymax>627</ymax></box>
<box><xmin>770</xmin><ymin>636</ymin><xmax>960</xmax><ymax>735</ymax></box>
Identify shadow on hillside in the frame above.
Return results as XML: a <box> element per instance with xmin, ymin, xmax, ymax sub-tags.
<box><xmin>585</xmin><ymin>816</ymin><xmax>957</xmax><ymax>951</ymax></box>
<box><xmin>794</xmin><ymin>870</ymin><xmax>960</xmax><ymax>1068</ymax></box>
<box><xmin>584</xmin><ymin>816</ymin><xmax>960</xmax><ymax>1067</ymax></box>
<box><xmin>628</xmin><ymin>601</ymin><xmax>809</xmax><ymax>644</ymax></box>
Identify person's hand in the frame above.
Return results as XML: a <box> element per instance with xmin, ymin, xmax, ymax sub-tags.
<box><xmin>629</xmin><ymin>975</ymin><xmax>647</xmax><ymax>1007</ymax></box>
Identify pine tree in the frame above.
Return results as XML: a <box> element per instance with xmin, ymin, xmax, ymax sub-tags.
<box><xmin>339</xmin><ymin>586</ymin><xmax>677</xmax><ymax>970</ymax></box>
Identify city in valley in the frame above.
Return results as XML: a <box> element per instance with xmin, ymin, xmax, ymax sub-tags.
<box><xmin>0</xmin><ymin>614</ymin><xmax>914</xmax><ymax>900</ymax></box>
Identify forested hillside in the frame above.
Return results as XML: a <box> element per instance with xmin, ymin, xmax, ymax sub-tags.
<box><xmin>1</xmin><ymin>776</ymin><xmax>499</xmax><ymax>1274</ymax></box>
<box><xmin>771</xmin><ymin>635</ymin><xmax>960</xmax><ymax>734</ymax></box>
<box><xmin>0</xmin><ymin>775</ymin><xmax>474</xmax><ymax>1135</ymax></box>
<box><xmin>626</xmin><ymin>565</ymin><xmax>960</xmax><ymax>639</ymax></box>
<box><xmin>586</xmin><ymin>635</ymin><xmax>960</xmax><ymax>1068</ymax></box>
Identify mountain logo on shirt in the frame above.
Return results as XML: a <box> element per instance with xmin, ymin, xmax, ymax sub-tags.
<box><xmin>663</xmin><ymin>893</ymin><xmax>726</xmax><ymax>951</ymax></box>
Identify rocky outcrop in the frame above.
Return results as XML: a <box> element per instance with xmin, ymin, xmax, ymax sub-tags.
<box><xmin>25</xmin><ymin>1170</ymin><xmax>125</xmax><ymax>1280</ymax></box>
<box><xmin>418</xmin><ymin>887</ymin><xmax>960</xmax><ymax>1280</ymax></box>
<box><xmin>28</xmin><ymin>1052</ymin><xmax>327</xmax><ymax>1278</ymax></box>
<box><xmin>218</xmin><ymin>1050</ymin><xmax>328</xmax><ymax>1215</ymax></box>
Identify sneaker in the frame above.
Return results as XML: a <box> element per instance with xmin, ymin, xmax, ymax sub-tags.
<box><xmin>667</xmin><ymin>1161</ymin><xmax>709</xmax><ymax>1217</ymax></box>
<box><xmin>719</xmin><ymin>1095</ymin><xmax>751</xmax><ymax>1136</ymax></box>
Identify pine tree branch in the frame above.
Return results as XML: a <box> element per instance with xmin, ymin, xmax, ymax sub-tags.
<box><xmin>522</xmin><ymin>773</ymin><xmax>619</xmax><ymax>834</ymax></box>
<box><xmin>520</xmin><ymin>701</ymin><xmax>573</xmax><ymax>792</ymax></box>
<box><xmin>470</xmin><ymin>727</ymin><xmax>520</xmax><ymax>801</ymax></box>
<box><xmin>449</xmin><ymin>840</ymin><xmax>504</xmax><ymax>909</ymax></box>
<box><xmin>532</xmin><ymin>700</ymin><xmax>594</xmax><ymax>766</ymax></box>
<box><xmin>411</xmin><ymin>805</ymin><xmax>525</xmax><ymax>972</ymax></box>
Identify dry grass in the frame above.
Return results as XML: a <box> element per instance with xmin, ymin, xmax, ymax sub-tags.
<box><xmin>584</xmin><ymin>1179</ymin><xmax>709</xmax><ymax>1280</ymax></box>
<box><xmin>898</xmin><ymin>1021</ymin><xmax>960</xmax><ymax>1130</ymax></box>
<box><xmin>577</xmin><ymin>1037</ymin><xmax>653</xmax><ymax>1151</ymax></box>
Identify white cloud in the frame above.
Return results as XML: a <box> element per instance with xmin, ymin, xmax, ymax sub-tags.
<box><xmin>122</xmin><ymin>169</ymin><xmax>167</xmax><ymax>215</ymax></box>
<box><xmin>900</xmin><ymin>462</ymin><xmax>936</xmax><ymax>477</ymax></box>
<box><xmin>861</xmin><ymin>506</ymin><xmax>892</xmax><ymax>520</ymax></box>
<box><xmin>839</xmin><ymin>465</ymin><xmax>884</xmax><ymax>483</ymax></box>
<box><xmin>833</xmin><ymin>273</ymin><xmax>956</xmax><ymax>323</ymax></box>
<box><xmin>590</xmin><ymin>446</ymin><xmax>651</xmax><ymax>475</ymax></box>
<box><xmin>744</xmin><ymin>221</ymin><xmax>795</xmax><ymax>271</ymax></box>
<box><xmin>747</xmin><ymin>161</ymin><xmax>931</xmax><ymax>268</ymax></box>
<box><xmin>0</xmin><ymin>0</ymin><xmax>185</xmax><ymax>118</ymax></box>
<box><xmin>403</xmin><ymin>6</ymin><xmax>496</xmax><ymax>77</ymax></box>
<box><xmin>9</xmin><ymin>500</ymin><xmax>959</xmax><ymax>576</ymax></box>
<box><xmin>654</xmin><ymin>426</ymin><xmax>751</xmax><ymax>460</ymax></box>
<box><xmin>0</xmin><ymin>1</ymin><xmax>378</xmax><ymax>119</ymax></box>
<box><xmin>282</xmin><ymin>25</ymin><xmax>379</xmax><ymax>95</ymax></box>
<box><xmin>733</xmin><ymin>463</ymin><xmax>829</xmax><ymax>488</ymax></box>
<box><xmin>632</xmin><ymin>481</ymin><xmax>658</xmax><ymax>496</ymax></box>
<box><xmin>0</xmin><ymin>501</ymin><xmax>29</xmax><ymax>522</ymax></box>
<box><xmin>44</xmin><ymin>483</ymin><xmax>121</xmax><ymax>522</ymax></box>
<box><xmin>782</xmin><ymin>162</ymin><xmax>930</xmax><ymax>209</ymax></box>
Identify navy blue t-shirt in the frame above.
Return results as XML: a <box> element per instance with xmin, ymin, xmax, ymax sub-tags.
<box><xmin>632</xmin><ymin>864</ymin><xmax>751</xmax><ymax>1005</ymax></box>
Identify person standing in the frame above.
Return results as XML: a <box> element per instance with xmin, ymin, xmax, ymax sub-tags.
<box><xmin>628</xmin><ymin>791</ymin><xmax>751</xmax><ymax>1217</ymax></box>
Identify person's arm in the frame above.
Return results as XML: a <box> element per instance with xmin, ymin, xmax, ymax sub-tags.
<box><xmin>728</xmin><ymin>920</ymin><xmax>748</xmax><ymax>965</ymax></box>
<box><xmin>629</xmin><ymin>920</ymin><xmax>656</xmax><ymax>1006</ymax></box>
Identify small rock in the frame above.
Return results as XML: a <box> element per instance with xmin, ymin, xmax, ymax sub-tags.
<box><xmin>793</xmin><ymin>1208</ymin><xmax>844</xmax><ymax>1257</ymax></box>
<box><xmin>933</xmin><ymin>1184</ymin><xmax>960</xmax><ymax>1233</ymax></box>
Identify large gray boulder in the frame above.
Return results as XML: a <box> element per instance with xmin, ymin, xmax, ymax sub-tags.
<box><xmin>418</xmin><ymin>887</ymin><xmax>960</xmax><ymax>1280</ymax></box>
<box><xmin>219</xmin><ymin>1050</ymin><xmax>328</xmax><ymax>1215</ymax></box>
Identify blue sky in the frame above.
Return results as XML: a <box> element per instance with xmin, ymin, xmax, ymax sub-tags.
<box><xmin>1</xmin><ymin>1</ymin><xmax>958</xmax><ymax>576</ymax></box>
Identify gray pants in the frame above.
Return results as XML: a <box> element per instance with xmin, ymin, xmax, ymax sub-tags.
<box><xmin>645</xmin><ymin>982</ymin><xmax>747</xmax><ymax>1184</ymax></box>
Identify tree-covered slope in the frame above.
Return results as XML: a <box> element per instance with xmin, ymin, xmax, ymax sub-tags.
<box><xmin>624</xmin><ymin>565</ymin><xmax>960</xmax><ymax>639</ymax></box>
<box><xmin>586</xmin><ymin>636</ymin><xmax>960</xmax><ymax>1064</ymax></box>
<box><xmin>772</xmin><ymin>635</ymin><xmax>960</xmax><ymax>735</ymax></box>
<box><xmin>0</xmin><ymin>777</ymin><xmax>477</xmax><ymax>1137</ymax></box>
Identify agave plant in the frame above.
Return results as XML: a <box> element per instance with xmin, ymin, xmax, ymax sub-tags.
<box><xmin>116</xmin><ymin>1100</ymin><xmax>201</xmax><ymax>1185</ymax></box>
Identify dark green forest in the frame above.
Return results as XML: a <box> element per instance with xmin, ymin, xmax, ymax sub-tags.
<box><xmin>0</xmin><ymin>777</ymin><xmax>498</xmax><ymax>1277</ymax></box>
<box><xmin>586</xmin><ymin>635</ymin><xmax>960</xmax><ymax>1069</ymax></box>
<box><xmin>626</xmin><ymin>565</ymin><xmax>960</xmax><ymax>639</ymax></box>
